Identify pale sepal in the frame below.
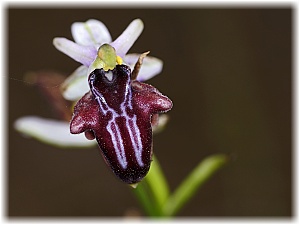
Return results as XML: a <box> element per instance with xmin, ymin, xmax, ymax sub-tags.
<box><xmin>124</xmin><ymin>54</ymin><xmax>163</xmax><ymax>81</ymax></box>
<box><xmin>61</xmin><ymin>65</ymin><xmax>90</xmax><ymax>101</ymax></box>
<box><xmin>14</xmin><ymin>116</ymin><xmax>96</xmax><ymax>148</ymax></box>
<box><xmin>152</xmin><ymin>114</ymin><xmax>170</xmax><ymax>134</ymax></box>
<box><xmin>53</xmin><ymin>37</ymin><xmax>97</xmax><ymax>66</ymax></box>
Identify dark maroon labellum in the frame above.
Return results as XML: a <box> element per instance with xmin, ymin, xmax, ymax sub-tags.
<box><xmin>70</xmin><ymin>65</ymin><xmax>172</xmax><ymax>184</ymax></box>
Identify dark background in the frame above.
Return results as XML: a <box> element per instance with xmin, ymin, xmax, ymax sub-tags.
<box><xmin>8</xmin><ymin>7</ymin><xmax>292</xmax><ymax>217</ymax></box>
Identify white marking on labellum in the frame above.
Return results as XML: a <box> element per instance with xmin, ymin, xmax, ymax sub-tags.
<box><xmin>107</xmin><ymin>120</ymin><xmax>127</xmax><ymax>169</ymax></box>
<box><xmin>104</xmin><ymin>71</ymin><xmax>113</xmax><ymax>81</ymax></box>
<box><xmin>126</xmin><ymin>115</ymin><xmax>144</xmax><ymax>167</ymax></box>
<box><xmin>90</xmin><ymin>71</ymin><xmax>144</xmax><ymax>169</ymax></box>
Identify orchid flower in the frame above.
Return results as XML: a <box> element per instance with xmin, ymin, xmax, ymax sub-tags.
<box><xmin>14</xmin><ymin>19</ymin><xmax>166</xmax><ymax>148</ymax></box>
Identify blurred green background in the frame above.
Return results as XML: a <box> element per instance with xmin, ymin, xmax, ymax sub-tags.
<box><xmin>8</xmin><ymin>7</ymin><xmax>292</xmax><ymax>217</ymax></box>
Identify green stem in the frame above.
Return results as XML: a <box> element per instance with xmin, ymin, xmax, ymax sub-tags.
<box><xmin>163</xmin><ymin>154</ymin><xmax>228</xmax><ymax>216</ymax></box>
<box><xmin>131</xmin><ymin>155</ymin><xmax>170</xmax><ymax>217</ymax></box>
<box><xmin>145</xmin><ymin>155</ymin><xmax>170</xmax><ymax>208</ymax></box>
<box><xmin>132</xmin><ymin>181</ymin><xmax>161</xmax><ymax>217</ymax></box>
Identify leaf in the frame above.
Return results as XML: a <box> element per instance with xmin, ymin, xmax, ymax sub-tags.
<box><xmin>163</xmin><ymin>154</ymin><xmax>228</xmax><ymax>216</ymax></box>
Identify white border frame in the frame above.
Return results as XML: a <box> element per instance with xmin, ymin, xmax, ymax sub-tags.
<box><xmin>1</xmin><ymin>1</ymin><xmax>298</xmax><ymax>225</ymax></box>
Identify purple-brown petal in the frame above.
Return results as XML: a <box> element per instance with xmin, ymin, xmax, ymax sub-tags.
<box><xmin>70</xmin><ymin>91</ymin><xmax>100</xmax><ymax>134</ymax></box>
<box><xmin>131</xmin><ymin>80</ymin><xmax>173</xmax><ymax>114</ymax></box>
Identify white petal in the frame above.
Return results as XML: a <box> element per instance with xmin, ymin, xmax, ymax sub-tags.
<box><xmin>71</xmin><ymin>19</ymin><xmax>112</xmax><ymax>47</ymax></box>
<box><xmin>53</xmin><ymin>38</ymin><xmax>97</xmax><ymax>66</ymax></box>
<box><xmin>124</xmin><ymin>54</ymin><xmax>163</xmax><ymax>81</ymax></box>
<box><xmin>14</xmin><ymin>116</ymin><xmax>96</xmax><ymax>148</ymax></box>
<box><xmin>111</xmin><ymin>19</ymin><xmax>144</xmax><ymax>57</ymax></box>
<box><xmin>61</xmin><ymin>66</ymin><xmax>90</xmax><ymax>101</ymax></box>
